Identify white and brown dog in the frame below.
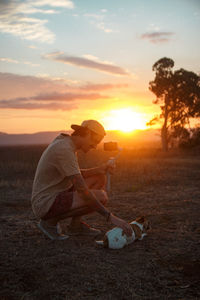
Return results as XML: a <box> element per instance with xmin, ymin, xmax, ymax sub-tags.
<box><xmin>96</xmin><ymin>216</ymin><xmax>150</xmax><ymax>249</ymax></box>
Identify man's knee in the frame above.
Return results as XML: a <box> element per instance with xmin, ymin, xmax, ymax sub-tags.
<box><xmin>85</xmin><ymin>173</ymin><xmax>106</xmax><ymax>189</ymax></box>
<box><xmin>95</xmin><ymin>173</ymin><xmax>106</xmax><ymax>189</ymax></box>
<box><xmin>98</xmin><ymin>173</ymin><xmax>106</xmax><ymax>184</ymax></box>
<box><xmin>93</xmin><ymin>189</ymin><xmax>108</xmax><ymax>206</ymax></box>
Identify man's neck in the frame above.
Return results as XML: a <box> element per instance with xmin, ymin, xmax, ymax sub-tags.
<box><xmin>70</xmin><ymin>135</ymin><xmax>82</xmax><ymax>151</ymax></box>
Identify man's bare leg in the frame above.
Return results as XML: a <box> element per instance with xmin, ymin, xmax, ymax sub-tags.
<box><xmin>44</xmin><ymin>188</ymin><xmax>107</xmax><ymax>236</ymax></box>
<box><xmin>69</xmin><ymin>173</ymin><xmax>106</xmax><ymax>227</ymax></box>
<box><xmin>83</xmin><ymin>173</ymin><xmax>106</xmax><ymax>190</ymax></box>
<box><xmin>46</xmin><ymin>189</ymin><xmax>107</xmax><ymax>225</ymax></box>
<box><xmin>45</xmin><ymin>173</ymin><xmax>107</xmax><ymax>228</ymax></box>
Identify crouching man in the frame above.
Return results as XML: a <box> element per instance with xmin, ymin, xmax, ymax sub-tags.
<box><xmin>31</xmin><ymin>120</ymin><xmax>132</xmax><ymax>240</ymax></box>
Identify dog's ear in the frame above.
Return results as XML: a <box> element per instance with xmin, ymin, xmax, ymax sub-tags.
<box><xmin>136</xmin><ymin>216</ymin><xmax>145</xmax><ymax>224</ymax></box>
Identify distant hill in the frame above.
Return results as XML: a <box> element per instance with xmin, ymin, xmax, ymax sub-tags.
<box><xmin>103</xmin><ymin>129</ymin><xmax>160</xmax><ymax>148</ymax></box>
<box><xmin>0</xmin><ymin>129</ymin><xmax>161</xmax><ymax>147</ymax></box>
<box><xmin>0</xmin><ymin>130</ymin><xmax>70</xmax><ymax>145</ymax></box>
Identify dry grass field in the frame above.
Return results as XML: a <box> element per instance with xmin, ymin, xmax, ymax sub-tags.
<box><xmin>0</xmin><ymin>145</ymin><xmax>200</xmax><ymax>300</ymax></box>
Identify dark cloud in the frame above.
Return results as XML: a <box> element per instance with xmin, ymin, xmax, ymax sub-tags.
<box><xmin>0</xmin><ymin>91</ymin><xmax>108</xmax><ymax>110</ymax></box>
<box><xmin>80</xmin><ymin>83</ymin><xmax>128</xmax><ymax>91</ymax></box>
<box><xmin>31</xmin><ymin>92</ymin><xmax>107</xmax><ymax>101</ymax></box>
<box><xmin>0</xmin><ymin>72</ymin><xmax>127</xmax><ymax>110</ymax></box>
<box><xmin>0</xmin><ymin>71</ymin><xmax>69</xmax><ymax>86</ymax></box>
<box><xmin>0</xmin><ymin>72</ymin><xmax>128</xmax><ymax>97</ymax></box>
<box><xmin>141</xmin><ymin>32</ymin><xmax>174</xmax><ymax>43</ymax></box>
<box><xmin>44</xmin><ymin>52</ymin><xmax>130</xmax><ymax>76</ymax></box>
<box><xmin>0</xmin><ymin>72</ymin><xmax>70</xmax><ymax>99</ymax></box>
<box><xmin>0</xmin><ymin>99</ymin><xmax>77</xmax><ymax>110</ymax></box>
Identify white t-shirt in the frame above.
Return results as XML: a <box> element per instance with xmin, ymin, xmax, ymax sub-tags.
<box><xmin>31</xmin><ymin>134</ymin><xmax>80</xmax><ymax>218</ymax></box>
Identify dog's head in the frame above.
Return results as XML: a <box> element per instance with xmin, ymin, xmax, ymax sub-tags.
<box><xmin>135</xmin><ymin>216</ymin><xmax>151</xmax><ymax>231</ymax></box>
<box><xmin>130</xmin><ymin>216</ymin><xmax>150</xmax><ymax>240</ymax></box>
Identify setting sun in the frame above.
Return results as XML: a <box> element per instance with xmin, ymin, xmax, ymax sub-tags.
<box><xmin>103</xmin><ymin>108</ymin><xmax>147</xmax><ymax>132</ymax></box>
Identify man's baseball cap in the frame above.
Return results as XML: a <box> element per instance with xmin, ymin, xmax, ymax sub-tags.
<box><xmin>71</xmin><ymin>120</ymin><xmax>106</xmax><ymax>137</ymax></box>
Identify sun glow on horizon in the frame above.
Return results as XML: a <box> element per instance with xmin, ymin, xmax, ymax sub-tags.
<box><xmin>103</xmin><ymin>108</ymin><xmax>147</xmax><ymax>132</ymax></box>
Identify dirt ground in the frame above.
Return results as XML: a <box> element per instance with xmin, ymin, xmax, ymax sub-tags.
<box><xmin>0</xmin><ymin>146</ymin><xmax>200</xmax><ymax>300</ymax></box>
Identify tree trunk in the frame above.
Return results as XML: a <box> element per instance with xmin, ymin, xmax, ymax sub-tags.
<box><xmin>162</xmin><ymin>99</ymin><xmax>169</xmax><ymax>152</ymax></box>
<box><xmin>161</xmin><ymin>123</ymin><xmax>168</xmax><ymax>151</ymax></box>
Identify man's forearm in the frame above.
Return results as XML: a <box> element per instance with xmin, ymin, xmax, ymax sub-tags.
<box><xmin>81</xmin><ymin>166</ymin><xmax>104</xmax><ymax>178</ymax></box>
<box><xmin>79</xmin><ymin>189</ymin><xmax>110</xmax><ymax>219</ymax></box>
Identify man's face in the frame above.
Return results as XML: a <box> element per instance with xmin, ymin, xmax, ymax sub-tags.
<box><xmin>81</xmin><ymin>131</ymin><xmax>103</xmax><ymax>153</ymax></box>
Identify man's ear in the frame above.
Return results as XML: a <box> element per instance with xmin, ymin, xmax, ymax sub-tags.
<box><xmin>86</xmin><ymin>128</ymin><xmax>91</xmax><ymax>136</ymax></box>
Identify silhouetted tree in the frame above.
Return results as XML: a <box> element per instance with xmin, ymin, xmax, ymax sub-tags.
<box><xmin>149</xmin><ymin>57</ymin><xmax>200</xmax><ymax>151</ymax></box>
<box><xmin>179</xmin><ymin>126</ymin><xmax>200</xmax><ymax>149</ymax></box>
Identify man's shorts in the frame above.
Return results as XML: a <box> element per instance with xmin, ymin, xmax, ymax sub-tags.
<box><xmin>42</xmin><ymin>186</ymin><xmax>74</xmax><ymax>220</ymax></box>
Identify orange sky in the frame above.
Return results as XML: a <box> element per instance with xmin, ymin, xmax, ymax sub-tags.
<box><xmin>0</xmin><ymin>0</ymin><xmax>199</xmax><ymax>134</ymax></box>
<box><xmin>0</xmin><ymin>72</ymin><xmax>160</xmax><ymax>133</ymax></box>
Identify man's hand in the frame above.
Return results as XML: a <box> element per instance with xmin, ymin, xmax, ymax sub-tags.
<box><xmin>81</xmin><ymin>161</ymin><xmax>116</xmax><ymax>178</ymax></box>
<box><xmin>99</xmin><ymin>160</ymin><xmax>116</xmax><ymax>175</ymax></box>
<box><xmin>109</xmin><ymin>214</ymin><xmax>133</xmax><ymax>236</ymax></box>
